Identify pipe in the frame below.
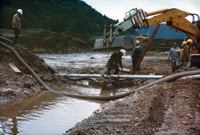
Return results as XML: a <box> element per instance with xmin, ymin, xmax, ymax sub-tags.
<box><xmin>181</xmin><ymin>74</ymin><xmax>200</xmax><ymax>79</ymax></box>
<box><xmin>147</xmin><ymin>9</ymin><xmax>169</xmax><ymax>16</ymax></box>
<box><xmin>0</xmin><ymin>37</ymin><xmax>200</xmax><ymax>101</ymax></box>
<box><xmin>63</xmin><ymin>74</ymin><xmax>163</xmax><ymax>79</ymax></box>
<box><xmin>0</xmin><ymin>36</ymin><xmax>14</xmax><ymax>43</ymax></box>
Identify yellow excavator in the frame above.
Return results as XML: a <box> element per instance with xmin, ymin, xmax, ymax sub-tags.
<box><xmin>94</xmin><ymin>8</ymin><xmax>200</xmax><ymax>68</ymax></box>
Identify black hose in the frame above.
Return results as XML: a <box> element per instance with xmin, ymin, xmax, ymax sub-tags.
<box><xmin>0</xmin><ymin>38</ymin><xmax>200</xmax><ymax>101</ymax></box>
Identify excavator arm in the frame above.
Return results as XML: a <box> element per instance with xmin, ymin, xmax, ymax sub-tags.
<box><xmin>144</xmin><ymin>8</ymin><xmax>200</xmax><ymax>51</ymax></box>
<box><xmin>96</xmin><ymin>8</ymin><xmax>200</xmax><ymax>52</ymax></box>
<box><xmin>94</xmin><ymin>8</ymin><xmax>200</xmax><ymax>69</ymax></box>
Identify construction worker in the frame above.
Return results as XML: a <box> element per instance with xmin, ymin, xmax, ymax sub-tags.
<box><xmin>179</xmin><ymin>39</ymin><xmax>192</xmax><ymax>70</ymax></box>
<box><xmin>131</xmin><ymin>40</ymin><xmax>143</xmax><ymax>71</ymax></box>
<box><xmin>174</xmin><ymin>41</ymin><xmax>187</xmax><ymax>53</ymax></box>
<box><xmin>12</xmin><ymin>9</ymin><xmax>23</xmax><ymax>46</ymax></box>
<box><xmin>100</xmin><ymin>49</ymin><xmax>126</xmax><ymax>88</ymax></box>
<box><xmin>105</xmin><ymin>49</ymin><xmax>126</xmax><ymax>75</ymax></box>
<box><xmin>168</xmin><ymin>42</ymin><xmax>180</xmax><ymax>72</ymax></box>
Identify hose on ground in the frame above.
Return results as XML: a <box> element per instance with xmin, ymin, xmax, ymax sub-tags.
<box><xmin>0</xmin><ymin>37</ymin><xmax>200</xmax><ymax>101</ymax></box>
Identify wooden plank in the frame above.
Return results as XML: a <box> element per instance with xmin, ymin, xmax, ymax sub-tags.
<box><xmin>9</xmin><ymin>63</ymin><xmax>22</xmax><ymax>73</ymax></box>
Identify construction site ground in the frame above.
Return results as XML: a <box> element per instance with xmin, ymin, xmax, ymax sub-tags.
<box><xmin>65</xmin><ymin>52</ymin><xmax>200</xmax><ymax>135</ymax></box>
<box><xmin>0</xmin><ymin>47</ymin><xmax>199</xmax><ymax>135</ymax></box>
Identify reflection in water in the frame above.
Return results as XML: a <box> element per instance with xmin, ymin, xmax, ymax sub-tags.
<box><xmin>38</xmin><ymin>52</ymin><xmax>113</xmax><ymax>74</ymax></box>
<box><xmin>100</xmin><ymin>89</ymin><xmax>116</xmax><ymax>96</ymax></box>
<box><xmin>0</xmin><ymin>53</ymin><xmax>137</xmax><ymax>135</ymax></box>
<box><xmin>11</xmin><ymin>116</ymin><xmax>18</xmax><ymax>135</ymax></box>
<box><xmin>0</xmin><ymin>90</ymin><xmax>105</xmax><ymax>135</ymax></box>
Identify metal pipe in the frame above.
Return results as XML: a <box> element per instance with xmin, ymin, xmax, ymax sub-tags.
<box><xmin>62</xmin><ymin>74</ymin><xmax>163</xmax><ymax>79</ymax></box>
<box><xmin>181</xmin><ymin>74</ymin><xmax>200</xmax><ymax>79</ymax></box>
<box><xmin>147</xmin><ymin>9</ymin><xmax>169</xmax><ymax>16</ymax></box>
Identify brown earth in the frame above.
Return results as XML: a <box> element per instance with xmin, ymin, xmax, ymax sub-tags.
<box><xmin>65</xmin><ymin>52</ymin><xmax>200</xmax><ymax>134</ymax></box>
<box><xmin>0</xmin><ymin>37</ymin><xmax>199</xmax><ymax>135</ymax></box>
<box><xmin>66</xmin><ymin>78</ymin><xmax>200</xmax><ymax>135</ymax></box>
<box><xmin>0</xmin><ymin>46</ymin><xmax>75</xmax><ymax>103</ymax></box>
<box><xmin>4</xmin><ymin>31</ymin><xmax>94</xmax><ymax>53</ymax></box>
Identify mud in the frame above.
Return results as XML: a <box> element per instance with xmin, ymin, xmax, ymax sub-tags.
<box><xmin>0</xmin><ymin>47</ymin><xmax>74</xmax><ymax>103</ymax></box>
<box><xmin>5</xmin><ymin>31</ymin><xmax>94</xmax><ymax>53</ymax></box>
<box><xmin>0</xmin><ymin>41</ymin><xmax>199</xmax><ymax>135</ymax></box>
<box><xmin>64</xmin><ymin>51</ymin><xmax>200</xmax><ymax>135</ymax></box>
<box><xmin>65</xmin><ymin>78</ymin><xmax>200</xmax><ymax>135</ymax></box>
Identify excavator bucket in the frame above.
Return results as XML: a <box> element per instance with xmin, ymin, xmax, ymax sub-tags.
<box><xmin>94</xmin><ymin>35</ymin><xmax>135</xmax><ymax>50</ymax></box>
<box><xmin>94</xmin><ymin>35</ymin><xmax>148</xmax><ymax>50</ymax></box>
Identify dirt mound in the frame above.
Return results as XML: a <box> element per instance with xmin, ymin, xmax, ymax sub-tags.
<box><xmin>66</xmin><ymin>79</ymin><xmax>200</xmax><ymax>135</ymax></box>
<box><xmin>0</xmin><ymin>46</ymin><xmax>72</xmax><ymax>103</ymax></box>
<box><xmin>6</xmin><ymin>30</ymin><xmax>94</xmax><ymax>53</ymax></box>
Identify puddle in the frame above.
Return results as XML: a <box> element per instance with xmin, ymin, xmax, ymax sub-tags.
<box><xmin>0</xmin><ymin>91</ymin><xmax>105</xmax><ymax>135</ymax></box>
<box><xmin>0</xmin><ymin>52</ymin><xmax>138</xmax><ymax>135</ymax></box>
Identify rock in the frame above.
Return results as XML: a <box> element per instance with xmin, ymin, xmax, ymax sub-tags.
<box><xmin>24</xmin><ymin>79</ymin><xmax>34</xmax><ymax>88</ymax></box>
<box><xmin>182</xmin><ymin>121</ymin><xmax>187</xmax><ymax>125</ymax></box>
<box><xmin>90</xmin><ymin>57</ymin><xmax>95</xmax><ymax>59</ymax></box>
<box><xmin>186</xmin><ymin>114</ymin><xmax>193</xmax><ymax>119</ymax></box>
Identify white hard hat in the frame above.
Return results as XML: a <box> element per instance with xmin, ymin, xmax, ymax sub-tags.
<box><xmin>120</xmin><ymin>49</ymin><xmax>126</xmax><ymax>55</ymax></box>
<box><xmin>17</xmin><ymin>9</ymin><xmax>23</xmax><ymax>15</ymax></box>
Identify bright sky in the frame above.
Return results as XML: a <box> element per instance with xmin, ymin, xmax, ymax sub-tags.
<box><xmin>82</xmin><ymin>0</ymin><xmax>200</xmax><ymax>22</ymax></box>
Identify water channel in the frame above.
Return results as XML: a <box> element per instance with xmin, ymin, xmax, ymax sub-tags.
<box><xmin>0</xmin><ymin>52</ymin><xmax>135</xmax><ymax>135</ymax></box>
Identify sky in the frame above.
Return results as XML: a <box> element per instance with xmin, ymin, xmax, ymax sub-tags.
<box><xmin>82</xmin><ymin>0</ymin><xmax>200</xmax><ymax>22</ymax></box>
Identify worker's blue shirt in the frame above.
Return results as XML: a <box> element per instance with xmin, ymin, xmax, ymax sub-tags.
<box><xmin>168</xmin><ymin>47</ymin><xmax>180</xmax><ymax>60</ymax></box>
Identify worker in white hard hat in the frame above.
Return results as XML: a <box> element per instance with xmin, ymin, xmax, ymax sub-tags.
<box><xmin>131</xmin><ymin>40</ymin><xmax>143</xmax><ymax>71</ymax></box>
<box><xmin>168</xmin><ymin>42</ymin><xmax>180</xmax><ymax>72</ymax></box>
<box><xmin>101</xmin><ymin>49</ymin><xmax>126</xmax><ymax>78</ymax></box>
<box><xmin>12</xmin><ymin>9</ymin><xmax>23</xmax><ymax>46</ymax></box>
<box><xmin>179</xmin><ymin>39</ymin><xmax>192</xmax><ymax>70</ymax></box>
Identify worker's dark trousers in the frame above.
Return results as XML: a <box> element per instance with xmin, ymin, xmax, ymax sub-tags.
<box><xmin>132</xmin><ymin>57</ymin><xmax>140</xmax><ymax>71</ymax></box>
<box><xmin>14</xmin><ymin>27</ymin><xmax>20</xmax><ymax>45</ymax></box>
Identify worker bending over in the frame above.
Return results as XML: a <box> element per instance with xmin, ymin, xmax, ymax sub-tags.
<box><xmin>101</xmin><ymin>49</ymin><xmax>126</xmax><ymax>78</ymax></box>
<box><xmin>131</xmin><ymin>40</ymin><xmax>143</xmax><ymax>71</ymax></box>
<box><xmin>106</xmin><ymin>49</ymin><xmax>126</xmax><ymax>74</ymax></box>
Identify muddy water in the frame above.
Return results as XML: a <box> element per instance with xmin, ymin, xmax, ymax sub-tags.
<box><xmin>0</xmin><ymin>52</ymin><xmax>137</xmax><ymax>135</ymax></box>
<box><xmin>38</xmin><ymin>52</ymin><xmax>114</xmax><ymax>74</ymax></box>
<box><xmin>0</xmin><ymin>91</ymin><xmax>106</xmax><ymax>135</ymax></box>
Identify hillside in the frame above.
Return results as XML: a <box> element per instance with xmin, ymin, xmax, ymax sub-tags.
<box><xmin>0</xmin><ymin>0</ymin><xmax>117</xmax><ymax>35</ymax></box>
<box><xmin>0</xmin><ymin>0</ymin><xmax>189</xmax><ymax>39</ymax></box>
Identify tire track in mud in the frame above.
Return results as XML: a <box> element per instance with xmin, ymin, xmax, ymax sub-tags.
<box><xmin>65</xmin><ymin>82</ymin><xmax>166</xmax><ymax>135</ymax></box>
<box><xmin>66</xmin><ymin>79</ymin><xmax>200</xmax><ymax>135</ymax></box>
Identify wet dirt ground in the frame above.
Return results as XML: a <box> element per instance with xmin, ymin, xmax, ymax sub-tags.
<box><xmin>38</xmin><ymin>51</ymin><xmax>171</xmax><ymax>75</ymax></box>
<box><xmin>60</xmin><ymin>52</ymin><xmax>200</xmax><ymax>135</ymax></box>
<box><xmin>0</xmin><ymin>49</ymin><xmax>199</xmax><ymax>135</ymax></box>
<box><xmin>66</xmin><ymin>79</ymin><xmax>200</xmax><ymax>135</ymax></box>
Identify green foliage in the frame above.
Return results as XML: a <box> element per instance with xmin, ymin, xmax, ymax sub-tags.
<box><xmin>0</xmin><ymin>0</ymin><xmax>118</xmax><ymax>36</ymax></box>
